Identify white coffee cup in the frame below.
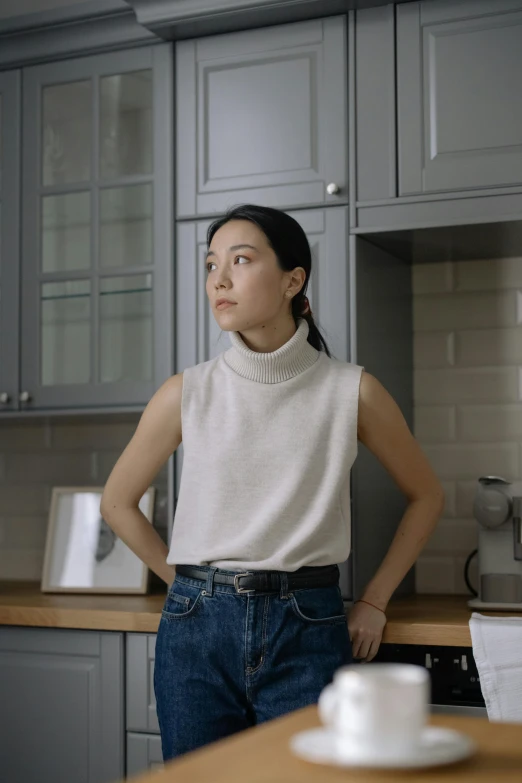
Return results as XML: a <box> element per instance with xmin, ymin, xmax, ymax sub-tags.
<box><xmin>318</xmin><ymin>663</ymin><xmax>430</xmax><ymax>762</ymax></box>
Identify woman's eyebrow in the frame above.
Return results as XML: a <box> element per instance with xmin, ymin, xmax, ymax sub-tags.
<box><xmin>206</xmin><ymin>244</ymin><xmax>258</xmax><ymax>258</ymax></box>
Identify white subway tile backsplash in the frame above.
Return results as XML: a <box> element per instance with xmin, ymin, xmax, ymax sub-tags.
<box><xmin>422</xmin><ymin>443</ymin><xmax>518</xmax><ymax>480</ymax></box>
<box><xmin>423</xmin><ymin>518</ymin><xmax>478</xmax><ymax>555</ymax></box>
<box><xmin>51</xmin><ymin>421</ymin><xmax>137</xmax><ymax>450</ymax></box>
<box><xmin>415</xmin><ymin>555</ymin><xmax>455</xmax><ymax>593</ymax></box>
<box><xmin>455</xmin><ymin>257</ymin><xmax>522</xmax><ymax>292</ymax></box>
<box><xmin>95</xmin><ymin>451</ymin><xmax>123</xmax><ymax>482</ymax></box>
<box><xmin>457</xmin><ymin>328</ymin><xmax>522</xmax><ymax>367</ymax></box>
<box><xmin>440</xmin><ymin>481</ymin><xmax>457</xmax><ymax>518</ymax></box>
<box><xmin>0</xmin><ymin>412</ymin><xmax>171</xmax><ymax>581</ymax></box>
<box><xmin>414</xmin><ymin>290</ymin><xmax>517</xmax><ymax>332</ymax></box>
<box><xmin>0</xmin><ymin>422</ymin><xmax>49</xmax><ymax>452</ymax></box>
<box><xmin>414</xmin><ymin>332</ymin><xmax>455</xmax><ymax>368</ymax></box>
<box><xmin>0</xmin><ymin>516</ymin><xmax>48</xmax><ymax>548</ymax></box>
<box><xmin>414</xmin><ymin>258</ymin><xmax>522</xmax><ymax>595</ymax></box>
<box><xmin>414</xmin><ymin>406</ymin><xmax>456</xmax><ymax>442</ymax></box>
<box><xmin>454</xmin><ymin>553</ymin><xmax>479</xmax><ymax>596</ymax></box>
<box><xmin>415</xmin><ymin>367</ymin><xmax>519</xmax><ymax>404</ymax></box>
<box><xmin>458</xmin><ymin>404</ymin><xmax>522</xmax><ymax>442</ymax></box>
<box><xmin>412</xmin><ymin>261</ymin><xmax>454</xmax><ymax>295</ymax></box>
<box><xmin>0</xmin><ymin>485</ymin><xmax>51</xmax><ymax>515</ymax></box>
<box><xmin>5</xmin><ymin>453</ymin><xmax>95</xmax><ymax>484</ymax></box>
<box><xmin>0</xmin><ymin>549</ymin><xmax>44</xmax><ymax>581</ymax></box>
<box><xmin>456</xmin><ymin>481</ymin><xmax>479</xmax><ymax>518</ymax></box>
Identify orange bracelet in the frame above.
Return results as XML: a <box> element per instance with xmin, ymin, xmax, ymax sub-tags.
<box><xmin>355</xmin><ymin>598</ymin><xmax>386</xmax><ymax>615</ymax></box>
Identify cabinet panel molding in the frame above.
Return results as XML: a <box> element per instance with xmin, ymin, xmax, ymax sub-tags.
<box><xmin>176</xmin><ymin>17</ymin><xmax>347</xmax><ymax>217</ymax></box>
<box><xmin>397</xmin><ymin>0</ymin><xmax>522</xmax><ymax>195</ymax></box>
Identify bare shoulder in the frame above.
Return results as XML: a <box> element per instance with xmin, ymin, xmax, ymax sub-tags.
<box><xmin>357</xmin><ymin>370</ymin><xmax>408</xmax><ymax>442</ymax></box>
<box><xmin>138</xmin><ymin>371</ymin><xmax>184</xmax><ymax>445</ymax></box>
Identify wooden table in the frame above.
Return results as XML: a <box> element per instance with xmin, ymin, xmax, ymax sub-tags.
<box><xmin>125</xmin><ymin>707</ymin><xmax>522</xmax><ymax>783</ymax></box>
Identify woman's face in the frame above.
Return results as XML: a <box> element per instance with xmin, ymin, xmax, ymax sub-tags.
<box><xmin>206</xmin><ymin>219</ymin><xmax>301</xmax><ymax>330</ymax></box>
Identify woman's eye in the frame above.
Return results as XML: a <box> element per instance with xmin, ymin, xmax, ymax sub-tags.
<box><xmin>206</xmin><ymin>256</ymin><xmax>249</xmax><ymax>273</ymax></box>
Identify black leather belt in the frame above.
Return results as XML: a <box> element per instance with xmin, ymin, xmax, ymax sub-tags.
<box><xmin>175</xmin><ymin>564</ymin><xmax>340</xmax><ymax>594</ymax></box>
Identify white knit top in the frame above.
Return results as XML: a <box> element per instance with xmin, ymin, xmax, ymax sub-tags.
<box><xmin>166</xmin><ymin>318</ymin><xmax>364</xmax><ymax>572</ymax></box>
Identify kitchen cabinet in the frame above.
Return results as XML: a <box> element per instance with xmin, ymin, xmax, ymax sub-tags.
<box><xmin>127</xmin><ymin>733</ymin><xmax>163</xmax><ymax>777</ymax></box>
<box><xmin>126</xmin><ymin>633</ymin><xmax>163</xmax><ymax>777</ymax></box>
<box><xmin>126</xmin><ymin>633</ymin><xmax>160</xmax><ymax>734</ymax></box>
<box><xmin>396</xmin><ymin>0</ymin><xmax>522</xmax><ymax>196</ymax></box>
<box><xmin>175</xmin><ymin>16</ymin><xmax>348</xmax><ymax>218</ymax></box>
<box><xmin>0</xmin><ymin>70</ymin><xmax>21</xmax><ymax>413</ymax></box>
<box><xmin>18</xmin><ymin>44</ymin><xmax>174</xmax><ymax>412</ymax></box>
<box><xmin>0</xmin><ymin>626</ymin><xmax>124</xmax><ymax>783</ymax></box>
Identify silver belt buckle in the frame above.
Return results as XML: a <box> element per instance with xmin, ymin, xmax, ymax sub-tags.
<box><xmin>234</xmin><ymin>572</ymin><xmax>255</xmax><ymax>594</ymax></box>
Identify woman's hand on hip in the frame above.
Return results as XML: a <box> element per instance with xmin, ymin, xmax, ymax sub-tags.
<box><xmin>348</xmin><ymin>601</ymin><xmax>387</xmax><ymax>662</ymax></box>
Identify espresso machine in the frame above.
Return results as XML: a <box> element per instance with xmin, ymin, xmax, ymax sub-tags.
<box><xmin>468</xmin><ymin>476</ymin><xmax>522</xmax><ymax>610</ymax></box>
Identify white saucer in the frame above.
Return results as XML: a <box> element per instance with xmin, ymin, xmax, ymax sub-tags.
<box><xmin>289</xmin><ymin>726</ymin><xmax>477</xmax><ymax>769</ymax></box>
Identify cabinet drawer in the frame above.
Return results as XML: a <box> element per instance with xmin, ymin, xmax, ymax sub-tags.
<box><xmin>126</xmin><ymin>633</ymin><xmax>160</xmax><ymax>734</ymax></box>
<box><xmin>126</xmin><ymin>733</ymin><xmax>163</xmax><ymax>777</ymax></box>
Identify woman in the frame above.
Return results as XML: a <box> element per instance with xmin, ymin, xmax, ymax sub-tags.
<box><xmin>100</xmin><ymin>204</ymin><xmax>444</xmax><ymax>761</ymax></box>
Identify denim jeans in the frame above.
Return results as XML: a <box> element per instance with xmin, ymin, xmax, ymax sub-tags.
<box><xmin>154</xmin><ymin>564</ymin><xmax>353</xmax><ymax>761</ymax></box>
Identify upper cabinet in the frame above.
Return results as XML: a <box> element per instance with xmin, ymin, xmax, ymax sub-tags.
<box><xmin>19</xmin><ymin>45</ymin><xmax>174</xmax><ymax>411</ymax></box>
<box><xmin>175</xmin><ymin>17</ymin><xmax>348</xmax><ymax>218</ymax></box>
<box><xmin>397</xmin><ymin>0</ymin><xmax>522</xmax><ymax>196</ymax></box>
<box><xmin>0</xmin><ymin>71</ymin><xmax>21</xmax><ymax>414</ymax></box>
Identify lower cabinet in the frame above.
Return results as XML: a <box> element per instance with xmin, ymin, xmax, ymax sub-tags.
<box><xmin>126</xmin><ymin>633</ymin><xmax>163</xmax><ymax>777</ymax></box>
<box><xmin>0</xmin><ymin>627</ymin><xmax>124</xmax><ymax>783</ymax></box>
<box><xmin>127</xmin><ymin>733</ymin><xmax>163</xmax><ymax>776</ymax></box>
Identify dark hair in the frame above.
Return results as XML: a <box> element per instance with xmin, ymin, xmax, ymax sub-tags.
<box><xmin>207</xmin><ymin>204</ymin><xmax>332</xmax><ymax>358</ymax></box>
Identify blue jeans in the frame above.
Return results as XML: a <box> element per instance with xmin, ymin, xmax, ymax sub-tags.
<box><xmin>154</xmin><ymin>564</ymin><xmax>353</xmax><ymax>761</ymax></box>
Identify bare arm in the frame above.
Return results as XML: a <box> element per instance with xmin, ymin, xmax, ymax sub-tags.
<box><xmin>356</xmin><ymin>371</ymin><xmax>445</xmax><ymax>610</ymax></box>
<box><xmin>100</xmin><ymin>373</ymin><xmax>184</xmax><ymax>586</ymax></box>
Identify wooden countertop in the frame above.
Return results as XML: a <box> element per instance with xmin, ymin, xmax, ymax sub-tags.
<box><xmin>124</xmin><ymin>708</ymin><xmax>522</xmax><ymax>783</ymax></box>
<box><xmin>1</xmin><ymin>583</ymin><xmax>516</xmax><ymax>645</ymax></box>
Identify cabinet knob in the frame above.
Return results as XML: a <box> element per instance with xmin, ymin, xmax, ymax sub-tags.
<box><xmin>326</xmin><ymin>182</ymin><xmax>340</xmax><ymax>195</ymax></box>
<box><xmin>0</xmin><ymin>392</ymin><xmax>10</xmax><ymax>404</ymax></box>
<box><xmin>19</xmin><ymin>391</ymin><xmax>32</xmax><ymax>403</ymax></box>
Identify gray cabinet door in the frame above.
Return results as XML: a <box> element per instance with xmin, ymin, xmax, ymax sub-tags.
<box><xmin>126</xmin><ymin>733</ymin><xmax>163</xmax><ymax>777</ymax></box>
<box><xmin>0</xmin><ymin>627</ymin><xmax>124</xmax><ymax>783</ymax></box>
<box><xmin>176</xmin><ymin>17</ymin><xmax>347</xmax><ymax>218</ymax></box>
<box><xmin>126</xmin><ymin>633</ymin><xmax>160</xmax><ymax>734</ymax></box>
<box><xmin>397</xmin><ymin>0</ymin><xmax>522</xmax><ymax>195</ymax></box>
<box><xmin>20</xmin><ymin>44</ymin><xmax>174</xmax><ymax>411</ymax></box>
<box><xmin>174</xmin><ymin>206</ymin><xmax>349</xmax><ymax>495</ymax></box>
<box><xmin>0</xmin><ymin>70</ymin><xmax>21</xmax><ymax>413</ymax></box>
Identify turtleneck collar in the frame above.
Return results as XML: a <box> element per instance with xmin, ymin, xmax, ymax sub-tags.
<box><xmin>223</xmin><ymin>317</ymin><xmax>319</xmax><ymax>383</ymax></box>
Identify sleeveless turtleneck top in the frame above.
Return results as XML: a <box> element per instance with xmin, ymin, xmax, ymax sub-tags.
<box><xmin>166</xmin><ymin>318</ymin><xmax>364</xmax><ymax>572</ymax></box>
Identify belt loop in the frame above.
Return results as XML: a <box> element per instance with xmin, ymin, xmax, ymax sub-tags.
<box><xmin>205</xmin><ymin>566</ymin><xmax>217</xmax><ymax>597</ymax></box>
<box><xmin>279</xmin><ymin>570</ymin><xmax>289</xmax><ymax>600</ymax></box>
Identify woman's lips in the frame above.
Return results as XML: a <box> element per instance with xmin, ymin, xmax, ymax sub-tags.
<box><xmin>216</xmin><ymin>302</ymin><xmax>236</xmax><ymax>310</ymax></box>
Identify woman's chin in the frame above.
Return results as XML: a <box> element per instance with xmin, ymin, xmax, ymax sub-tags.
<box><xmin>214</xmin><ymin>307</ymin><xmax>240</xmax><ymax>328</ymax></box>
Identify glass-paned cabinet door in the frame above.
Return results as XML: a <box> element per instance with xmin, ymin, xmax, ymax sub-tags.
<box><xmin>21</xmin><ymin>46</ymin><xmax>173</xmax><ymax>410</ymax></box>
<box><xmin>0</xmin><ymin>71</ymin><xmax>21</xmax><ymax>413</ymax></box>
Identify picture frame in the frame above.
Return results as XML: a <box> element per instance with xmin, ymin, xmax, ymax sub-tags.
<box><xmin>41</xmin><ymin>486</ymin><xmax>156</xmax><ymax>594</ymax></box>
